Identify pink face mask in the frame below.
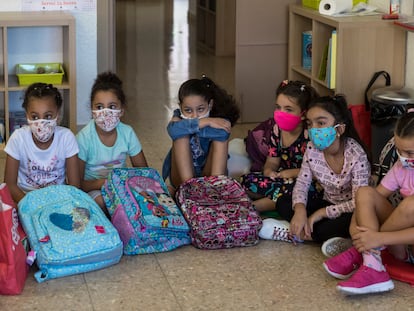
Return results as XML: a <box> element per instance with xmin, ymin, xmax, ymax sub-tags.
<box><xmin>273</xmin><ymin>110</ymin><xmax>302</xmax><ymax>131</ymax></box>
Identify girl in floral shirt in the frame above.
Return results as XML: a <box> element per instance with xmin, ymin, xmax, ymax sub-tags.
<box><xmin>241</xmin><ymin>80</ymin><xmax>321</xmax><ymax>214</ymax></box>
<box><xmin>288</xmin><ymin>95</ymin><xmax>371</xmax><ymax>243</ymax></box>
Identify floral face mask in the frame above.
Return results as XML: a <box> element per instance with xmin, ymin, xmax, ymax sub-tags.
<box><xmin>27</xmin><ymin>118</ymin><xmax>57</xmax><ymax>143</ymax></box>
<box><xmin>92</xmin><ymin>108</ymin><xmax>122</xmax><ymax>132</ymax></box>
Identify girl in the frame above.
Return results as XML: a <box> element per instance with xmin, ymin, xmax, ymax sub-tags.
<box><xmin>162</xmin><ymin>75</ymin><xmax>240</xmax><ymax>189</ymax></box>
<box><xmin>323</xmin><ymin>107</ymin><xmax>414</xmax><ymax>295</ymax></box>
<box><xmin>241</xmin><ymin>80</ymin><xmax>320</xmax><ymax>213</ymax></box>
<box><xmin>270</xmin><ymin>95</ymin><xmax>371</xmax><ymax>243</ymax></box>
<box><xmin>76</xmin><ymin>71</ymin><xmax>148</xmax><ymax>210</ymax></box>
<box><xmin>4</xmin><ymin>82</ymin><xmax>80</xmax><ymax>203</ymax></box>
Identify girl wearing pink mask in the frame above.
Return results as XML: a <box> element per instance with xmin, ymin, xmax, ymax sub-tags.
<box><xmin>76</xmin><ymin>72</ymin><xmax>148</xmax><ymax>211</ymax></box>
<box><xmin>162</xmin><ymin>75</ymin><xmax>240</xmax><ymax>190</ymax></box>
<box><xmin>4</xmin><ymin>83</ymin><xmax>80</xmax><ymax>203</ymax></box>
<box><xmin>241</xmin><ymin>80</ymin><xmax>321</xmax><ymax>218</ymax></box>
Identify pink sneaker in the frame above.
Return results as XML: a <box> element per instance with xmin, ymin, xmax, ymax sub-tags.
<box><xmin>323</xmin><ymin>246</ymin><xmax>362</xmax><ymax>279</ymax></box>
<box><xmin>337</xmin><ymin>265</ymin><xmax>394</xmax><ymax>295</ymax></box>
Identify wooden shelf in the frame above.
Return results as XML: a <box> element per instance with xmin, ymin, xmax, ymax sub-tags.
<box><xmin>288</xmin><ymin>4</ymin><xmax>406</xmax><ymax>104</ymax></box>
<box><xmin>196</xmin><ymin>0</ymin><xmax>235</xmax><ymax>56</ymax></box>
<box><xmin>0</xmin><ymin>11</ymin><xmax>76</xmax><ymax>141</ymax></box>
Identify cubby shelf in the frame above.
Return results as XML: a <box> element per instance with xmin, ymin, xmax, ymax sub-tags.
<box><xmin>0</xmin><ymin>11</ymin><xmax>76</xmax><ymax>141</ymax></box>
<box><xmin>288</xmin><ymin>4</ymin><xmax>406</xmax><ymax>105</ymax></box>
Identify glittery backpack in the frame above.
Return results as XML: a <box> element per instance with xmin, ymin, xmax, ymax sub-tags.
<box><xmin>18</xmin><ymin>185</ymin><xmax>123</xmax><ymax>283</ymax></box>
<box><xmin>102</xmin><ymin>167</ymin><xmax>191</xmax><ymax>255</ymax></box>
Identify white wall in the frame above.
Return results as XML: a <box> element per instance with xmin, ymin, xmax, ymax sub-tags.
<box><xmin>0</xmin><ymin>0</ymin><xmax>97</xmax><ymax>126</ymax></box>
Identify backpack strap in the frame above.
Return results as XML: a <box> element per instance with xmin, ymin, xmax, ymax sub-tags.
<box><xmin>365</xmin><ymin>71</ymin><xmax>391</xmax><ymax>111</ymax></box>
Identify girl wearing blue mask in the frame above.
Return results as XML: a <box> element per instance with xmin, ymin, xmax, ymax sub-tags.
<box><xmin>279</xmin><ymin>95</ymin><xmax>371</xmax><ymax>244</ymax></box>
<box><xmin>241</xmin><ymin>80</ymin><xmax>321</xmax><ymax>217</ymax></box>
<box><xmin>324</xmin><ymin>106</ymin><xmax>414</xmax><ymax>295</ymax></box>
<box><xmin>162</xmin><ymin>76</ymin><xmax>240</xmax><ymax>190</ymax></box>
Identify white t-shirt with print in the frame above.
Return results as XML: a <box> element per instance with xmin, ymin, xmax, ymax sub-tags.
<box><xmin>4</xmin><ymin>126</ymin><xmax>79</xmax><ymax>192</ymax></box>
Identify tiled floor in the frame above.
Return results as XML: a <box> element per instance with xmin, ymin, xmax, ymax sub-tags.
<box><xmin>2</xmin><ymin>1</ymin><xmax>414</xmax><ymax>310</ymax></box>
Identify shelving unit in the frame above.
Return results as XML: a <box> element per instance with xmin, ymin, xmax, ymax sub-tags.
<box><xmin>288</xmin><ymin>4</ymin><xmax>406</xmax><ymax>104</ymax></box>
<box><xmin>196</xmin><ymin>0</ymin><xmax>235</xmax><ymax>56</ymax></box>
<box><xmin>0</xmin><ymin>11</ymin><xmax>76</xmax><ymax>142</ymax></box>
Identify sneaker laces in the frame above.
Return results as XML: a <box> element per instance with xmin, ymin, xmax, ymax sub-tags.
<box><xmin>272</xmin><ymin>226</ymin><xmax>300</xmax><ymax>244</ymax></box>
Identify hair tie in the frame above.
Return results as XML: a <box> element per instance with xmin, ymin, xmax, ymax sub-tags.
<box><xmin>281</xmin><ymin>80</ymin><xmax>289</xmax><ymax>87</ymax></box>
<box><xmin>407</xmin><ymin>108</ymin><xmax>414</xmax><ymax>113</ymax></box>
<box><xmin>201</xmin><ymin>74</ymin><xmax>212</xmax><ymax>88</ymax></box>
<box><xmin>300</xmin><ymin>84</ymin><xmax>306</xmax><ymax>92</ymax></box>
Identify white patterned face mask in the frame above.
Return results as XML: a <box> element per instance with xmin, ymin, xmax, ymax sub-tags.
<box><xmin>27</xmin><ymin>118</ymin><xmax>57</xmax><ymax>143</ymax></box>
<box><xmin>92</xmin><ymin>108</ymin><xmax>122</xmax><ymax>132</ymax></box>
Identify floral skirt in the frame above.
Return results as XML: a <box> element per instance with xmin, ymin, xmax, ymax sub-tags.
<box><xmin>240</xmin><ymin>172</ymin><xmax>322</xmax><ymax>204</ymax></box>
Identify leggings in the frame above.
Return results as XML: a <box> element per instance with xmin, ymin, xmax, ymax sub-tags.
<box><xmin>276</xmin><ymin>194</ymin><xmax>352</xmax><ymax>243</ymax></box>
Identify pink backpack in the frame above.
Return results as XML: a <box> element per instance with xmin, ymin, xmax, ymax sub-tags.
<box><xmin>175</xmin><ymin>175</ymin><xmax>262</xmax><ymax>249</ymax></box>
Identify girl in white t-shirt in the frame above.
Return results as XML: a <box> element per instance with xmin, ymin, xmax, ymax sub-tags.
<box><xmin>76</xmin><ymin>72</ymin><xmax>148</xmax><ymax>211</ymax></box>
<box><xmin>4</xmin><ymin>83</ymin><xmax>80</xmax><ymax>203</ymax></box>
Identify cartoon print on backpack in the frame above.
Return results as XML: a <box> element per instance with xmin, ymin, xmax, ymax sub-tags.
<box><xmin>49</xmin><ymin>207</ymin><xmax>91</xmax><ymax>233</ymax></box>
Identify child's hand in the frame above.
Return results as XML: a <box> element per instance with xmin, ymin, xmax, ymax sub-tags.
<box><xmin>290</xmin><ymin>205</ymin><xmax>310</xmax><ymax>239</ymax></box>
<box><xmin>352</xmin><ymin>226</ymin><xmax>383</xmax><ymax>252</ymax></box>
<box><xmin>307</xmin><ymin>208</ymin><xmax>326</xmax><ymax>232</ymax></box>
<box><xmin>200</xmin><ymin>117</ymin><xmax>231</xmax><ymax>132</ymax></box>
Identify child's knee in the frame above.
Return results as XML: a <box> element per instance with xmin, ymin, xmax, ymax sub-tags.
<box><xmin>397</xmin><ymin>196</ymin><xmax>414</xmax><ymax>215</ymax></box>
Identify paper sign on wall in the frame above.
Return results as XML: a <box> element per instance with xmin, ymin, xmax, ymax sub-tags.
<box><xmin>22</xmin><ymin>0</ymin><xmax>96</xmax><ymax>11</ymax></box>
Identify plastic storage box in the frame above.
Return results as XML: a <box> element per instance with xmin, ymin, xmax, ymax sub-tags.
<box><xmin>302</xmin><ymin>0</ymin><xmax>367</xmax><ymax>10</ymax></box>
<box><xmin>16</xmin><ymin>63</ymin><xmax>64</xmax><ymax>86</ymax></box>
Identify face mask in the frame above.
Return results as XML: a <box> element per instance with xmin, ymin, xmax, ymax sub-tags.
<box><xmin>180</xmin><ymin>108</ymin><xmax>210</xmax><ymax>120</ymax></box>
<box><xmin>396</xmin><ymin>150</ymin><xmax>414</xmax><ymax>169</ymax></box>
<box><xmin>92</xmin><ymin>108</ymin><xmax>122</xmax><ymax>132</ymax></box>
<box><xmin>308</xmin><ymin>125</ymin><xmax>339</xmax><ymax>151</ymax></box>
<box><xmin>27</xmin><ymin>118</ymin><xmax>57</xmax><ymax>143</ymax></box>
<box><xmin>274</xmin><ymin>110</ymin><xmax>302</xmax><ymax>131</ymax></box>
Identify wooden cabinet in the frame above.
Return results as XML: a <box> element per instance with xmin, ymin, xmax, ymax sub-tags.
<box><xmin>235</xmin><ymin>0</ymin><xmax>299</xmax><ymax>123</ymax></box>
<box><xmin>196</xmin><ymin>0</ymin><xmax>235</xmax><ymax>56</ymax></box>
<box><xmin>288</xmin><ymin>4</ymin><xmax>406</xmax><ymax>104</ymax></box>
<box><xmin>0</xmin><ymin>11</ymin><xmax>76</xmax><ymax>142</ymax></box>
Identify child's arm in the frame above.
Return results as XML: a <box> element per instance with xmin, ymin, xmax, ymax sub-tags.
<box><xmin>262</xmin><ymin>156</ymin><xmax>281</xmax><ymax>178</ymax></box>
<box><xmin>199</xmin><ymin>117</ymin><xmax>231</xmax><ymax>133</ymax></box>
<box><xmin>66</xmin><ymin>155</ymin><xmax>80</xmax><ymax>188</ymax></box>
<box><xmin>167</xmin><ymin>117</ymin><xmax>230</xmax><ymax>141</ymax></box>
<box><xmin>3</xmin><ymin>155</ymin><xmax>25</xmax><ymax>203</ymax></box>
<box><xmin>78</xmin><ymin>159</ymin><xmax>105</xmax><ymax>192</ymax></box>
<box><xmin>130</xmin><ymin>151</ymin><xmax>148</xmax><ymax>167</ymax></box>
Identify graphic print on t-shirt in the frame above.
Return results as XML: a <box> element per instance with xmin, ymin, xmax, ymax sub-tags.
<box><xmin>26</xmin><ymin>156</ymin><xmax>60</xmax><ymax>188</ymax></box>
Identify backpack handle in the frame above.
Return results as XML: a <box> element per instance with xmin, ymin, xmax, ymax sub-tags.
<box><xmin>364</xmin><ymin>71</ymin><xmax>391</xmax><ymax>111</ymax></box>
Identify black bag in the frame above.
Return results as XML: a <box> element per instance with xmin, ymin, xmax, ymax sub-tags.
<box><xmin>365</xmin><ymin>71</ymin><xmax>405</xmax><ymax>125</ymax></box>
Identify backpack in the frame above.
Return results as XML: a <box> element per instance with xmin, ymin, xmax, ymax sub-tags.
<box><xmin>245</xmin><ymin>118</ymin><xmax>276</xmax><ymax>172</ymax></box>
<box><xmin>102</xmin><ymin>167</ymin><xmax>191</xmax><ymax>255</ymax></box>
<box><xmin>18</xmin><ymin>185</ymin><xmax>123</xmax><ymax>283</ymax></box>
<box><xmin>175</xmin><ymin>175</ymin><xmax>262</xmax><ymax>249</ymax></box>
<box><xmin>372</xmin><ymin>137</ymin><xmax>402</xmax><ymax>207</ymax></box>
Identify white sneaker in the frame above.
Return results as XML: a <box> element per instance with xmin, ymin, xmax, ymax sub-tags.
<box><xmin>259</xmin><ymin>218</ymin><xmax>293</xmax><ymax>242</ymax></box>
<box><xmin>322</xmin><ymin>237</ymin><xmax>353</xmax><ymax>258</ymax></box>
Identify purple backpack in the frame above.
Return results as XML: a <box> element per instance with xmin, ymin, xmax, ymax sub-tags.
<box><xmin>175</xmin><ymin>175</ymin><xmax>262</xmax><ymax>249</ymax></box>
<box><xmin>245</xmin><ymin>118</ymin><xmax>276</xmax><ymax>172</ymax></box>
<box><xmin>102</xmin><ymin>168</ymin><xmax>191</xmax><ymax>255</ymax></box>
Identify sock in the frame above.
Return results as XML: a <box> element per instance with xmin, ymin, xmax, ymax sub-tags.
<box><xmin>362</xmin><ymin>248</ymin><xmax>386</xmax><ymax>272</ymax></box>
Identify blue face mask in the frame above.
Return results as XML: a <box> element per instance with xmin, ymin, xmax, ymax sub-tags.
<box><xmin>308</xmin><ymin>125</ymin><xmax>339</xmax><ymax>151</ymax></box>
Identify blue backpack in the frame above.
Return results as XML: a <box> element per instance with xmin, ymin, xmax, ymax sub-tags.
<box><xmin>18</xmin><ymin>185</ymin><xmax>123</xmax><ymax>283</ymax></box>
<box><xmin>102</xmin><ymin>167</ymin><xmax>191</xmax><ymax>255</ymax></box>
